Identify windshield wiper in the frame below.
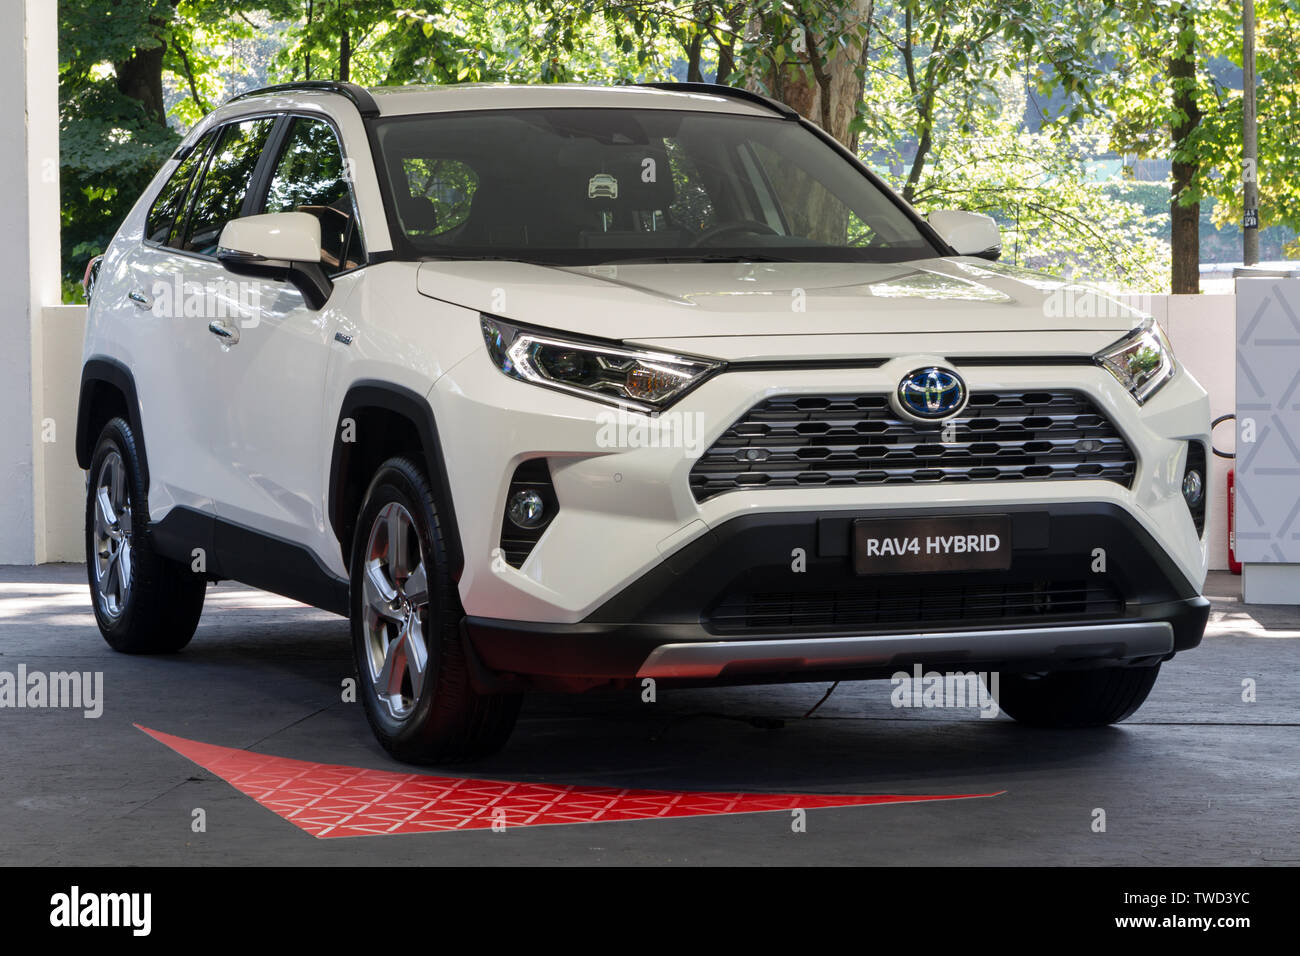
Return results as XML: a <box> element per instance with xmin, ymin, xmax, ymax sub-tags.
<box><xmin>592</xmin><ymin>252</ymin><xmax>799</xmax><ymax>265</ymax></box>
<box><xmin>421</xmin><ymin>253</ymin><xmax>568</xmax><ymax>267</ymax></box>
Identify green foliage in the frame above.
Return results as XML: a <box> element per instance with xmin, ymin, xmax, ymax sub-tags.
<box><xmin>889</xmin><ymin>120</ymin><xmax>1169</xmax><ymax>290</ymax></box>
<box><xmin>59</xmin><ymin>0</ymin><xmax>177</xmax><ymax>281</ymax></box>
<box><xmin>58</xmin><ymin>0</ymin><xmax>274</xmax><ymax>284</ymax></box>
<box><xmin>60</xmin><ymin>79</ymin><xmax>179</xmax><ymax>275</ymax></box>
<box><xmin>263</xmin><ymin>2</ymin><xmax>680</xmax><ymax>87</ymax></box>
<box><xmin>1091</xmin><ymin>0</ymin><xmax>1300</xmax><ymax>242</ymax></box>
<box><xmin>57</xmin><ymin>0</ymin><xmax>1300</xmax><ymax>298</ymax></box>
<box><xmin>862</xmin><ymin>0</ymin><xmax>1168</xmax><ymax>289</ymax></box>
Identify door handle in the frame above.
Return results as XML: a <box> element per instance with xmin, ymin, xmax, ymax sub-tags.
<box><xmin>127</xmin><ymin>289</ymin><xmax>152</xmax><ymax>309</ymax></box>
<box><xmin>208</xmin><ymin>320</ymin><xmax>240</xmax><ymax>345</ymax></box>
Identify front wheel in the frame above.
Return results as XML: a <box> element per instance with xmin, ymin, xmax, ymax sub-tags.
<box><xmin>990</xmin><ymin>664</ymin><xmax>1161</xmax><ymax>728</ymax></box>
<box><xmin>350</xmin><ymin>456</ymin><xmax>521</xmax><ymax>763</ymax></box>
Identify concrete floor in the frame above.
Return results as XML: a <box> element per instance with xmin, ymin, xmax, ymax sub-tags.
<box><xmin>1</xmin><ymin>565</ymin><xmax>1296</xmax><ymax>865</ymax></box>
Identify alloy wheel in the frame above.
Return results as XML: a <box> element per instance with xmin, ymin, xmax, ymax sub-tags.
<box><xmin>92</xmin><ymin>450</ymin><xmax>134</xmax><ymax>619</ymax></box>
<box><xmin>360</xmin><ymin>502</ymin><xmax>431</xmax><ymax>720</ymax></box>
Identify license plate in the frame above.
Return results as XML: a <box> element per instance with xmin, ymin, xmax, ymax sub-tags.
<box><xmin>852</xmin><ymin>514</ymin><xmax>1012</xmax><ymax>575</ymax></box>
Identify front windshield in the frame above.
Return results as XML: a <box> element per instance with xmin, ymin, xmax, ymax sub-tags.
<box><xmin>372</xmin><ymin>107</ymin><xmax>938</xmax><ymax>265</ymax></box>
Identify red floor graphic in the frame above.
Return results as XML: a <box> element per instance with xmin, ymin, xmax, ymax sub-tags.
<box><xmin>138</xmin><ymin>725</ymin><xmax>1002</xmax><ymax>839</ymax></box>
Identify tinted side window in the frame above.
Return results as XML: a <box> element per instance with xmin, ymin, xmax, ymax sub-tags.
<box><xmin>145</xmin><ymin>132</ymin><xmax>213</xmax><ymax>246</ymax></box>
<box><xmin>180</xmin><ymin>118</ymin><xmax>275</xmax><ymax>256</ymax></box>
<box><xmin>263</xmin><ymin>117</ymin><xmax>365</xmax><ymax>273</ymax></box>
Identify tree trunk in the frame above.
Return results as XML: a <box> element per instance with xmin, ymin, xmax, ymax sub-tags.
<box><xmin>115</xmin><ymin>43</ymin><xmax>167</xmax><ymax>125</ymax></box>
<box><xmin>305</xmin><ymin>0</ymin><xmax>314</xmax><ymax>80</ymax></box>
<box><xmin>902</xmin><ymin>124</ymin><xmax>930</xmax><ymax>205</ymax></box>
<box><xmin>686</xmin><ymin>32</ymin><xmax>704</xmax><ymax>82</ymax></box>
<box><xmin>339</xmin><ymin>8</ymin><xmax>351</xmax><ymax>82</ymax></box>
<box><xmin>1170</xmin><ymin>3</ymin><xmax>1201</xmax><ymax>294</ymax></box>
<box><xmin>747</xmin><ymin>0</ymin><xmax>873</xmax><ymax>151</ymax></box>
<box><xmin>738</xmin><ymin>0</ymin><xmax>873</xmax><ymax>243</ymax></box>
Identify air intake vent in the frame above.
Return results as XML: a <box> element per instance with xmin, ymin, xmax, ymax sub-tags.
<box><xmin>690</xmin><ymin>390</ymin><xmax>1136</xmax><ymax>501</ymax></box>
<box><xmin>707</xmin><ymin>578</ymin><xmax>1124</xmax><ymax>634</ymax></box>
<box><xmin>1183</xmin><ymin>440</ymin><xmax>1207</xmax><ymax>537</ymax></box>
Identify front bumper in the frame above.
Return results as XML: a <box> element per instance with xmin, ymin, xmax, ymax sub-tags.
<box><xmin>463</xmin><ymin>502</ymin><xmax>1210</xmax><ymax>685</ymax></box>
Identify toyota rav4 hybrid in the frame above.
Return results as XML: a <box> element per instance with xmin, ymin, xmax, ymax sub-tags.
<box><xmin>78</xmin><ymin>81</ymin><xmax>1211</xmax><ymax>762</ymax></box>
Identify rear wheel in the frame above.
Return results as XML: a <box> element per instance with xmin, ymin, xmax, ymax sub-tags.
<box><xmin>86</xmin><ymin>417</ymin><xmax>206</xmax><ymax>653</ymax></box>
<box><xmin>991</xmin><ymin>664</ymin><xmax>1161</xmax><ymax>727</ymax></box>
<box><xmin>350</xmin><ymin>456</ymin><xmax>521</xmax><ymax>763</ymax></box>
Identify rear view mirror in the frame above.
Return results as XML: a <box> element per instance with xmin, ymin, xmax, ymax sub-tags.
<box><xmin>926</xmin><ymin>210</ymin><xmax>1002</xmax><ymax>261</ymax></box>
<box><xmin>217</xmin><ymin>212</ymin><xmax>332</xmax><ymax>309</ymax></box>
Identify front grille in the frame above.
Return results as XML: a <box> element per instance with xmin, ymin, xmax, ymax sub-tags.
<box><xmin>690</xmin><ymin>389</ymin><xmax>1136</xmax><ymax>502</ymax></box>
<box><xmin>707</xmin><ymin>578</ymin><xmax>1124</xmax><ymax>634</ymax></box>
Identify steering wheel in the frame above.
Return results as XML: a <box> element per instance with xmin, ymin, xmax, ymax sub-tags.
<box><xmin>690</xmin><ymin>219</ymin><xmax>781</xmax><ymax>247</ymax></box>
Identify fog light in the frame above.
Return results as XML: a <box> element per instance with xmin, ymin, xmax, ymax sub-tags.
<box><xmin>1182</xmin><ymin>469</ymin><xmax>1204</xmax><ymax>507</ymax></box>
<box><xmin>507</xmin><ymin>489</ymin><xmax>546</xmax><ymax>529</ymax></box>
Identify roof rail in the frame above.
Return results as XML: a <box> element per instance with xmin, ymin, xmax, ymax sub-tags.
<box><xmin>636</xmin><ymin>81</ymin><xmax>799</xmax><ymax>120</ymax></box>
<box><xmin>226</xmin><ymin>81</ymin><xmax>380</xmax><ymax>118</ymax></box>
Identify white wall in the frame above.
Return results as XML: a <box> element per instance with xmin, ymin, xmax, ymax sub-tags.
<box><xmin>0</xmin><ymin>0</ymin><xmax>61</xmax><ymax>563</ymax></box>
<box><xmin>43</xmin><ymin>305</ymin><xmax>88</xmax><ymax>562</ymax></box>
<box><xmin>1125</xmin><ymin>294</ymin><xmax>1236</xmax><ymax>571</ymax></box>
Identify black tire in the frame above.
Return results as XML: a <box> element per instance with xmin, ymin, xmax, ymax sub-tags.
<box><xmin>350</xmin><ymin>456</ymin><xmax>521</xmax><ymax>763</ymax></box>
<box><xmin>991</xmin><ymin>664</ymin><xmax>1161</xmax><ymax>728</ymax></box>
<box><xmin>85</xmin><ymin>417</ymin><xmax>206</xmax><ymax>654</ymax></box>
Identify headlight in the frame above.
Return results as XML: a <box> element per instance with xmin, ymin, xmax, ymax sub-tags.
<box><xmin>1094</xmin><ymin>318</ymin><xmax>1177</xmax><ymax>404</ymax></box>
<box><xmin>481</xmin><ymin>315</ymin><xmax>721</xmax><ymax>412</ymax></box>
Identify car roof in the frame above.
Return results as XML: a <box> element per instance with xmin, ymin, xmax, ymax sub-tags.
<box><xmin>368</xmin><ymin>83</ymin><xmax>774</xmax><ymax>118</ymax></box>
<box><xmin>226</xmin><ymin>82</ymin><xmax>781</xmax><ymax>120</ymax></box>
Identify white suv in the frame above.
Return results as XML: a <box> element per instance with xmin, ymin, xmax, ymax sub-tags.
<box><xmin>78</xmin><ymin>81</ymin><xmax>1211</xmax><ymax>762</ymax></box>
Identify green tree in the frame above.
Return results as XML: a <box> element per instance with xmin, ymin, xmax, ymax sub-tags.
<box><xmin>866</xmin><ymin>0</ymin><xmax>1110</xmax><ymax>203</ymax></box>
<box><xmin>1092</xmin><ymin>0</ymin><xmax>1218</xmax><ymax>291</ymax></box>
<box><xmin>60</xmin><ymin>0</ymin><xmax>181</xmax><ymax>288</ymax></box>
<box><xmin>1085</xmin><ymin>0</ymin><xmax>1300</xmax><ymax>290</ymax></box>
<box><xmin>58</xmin><ymin>0</ymin><xmax>270</xmax><ymax>288</ymax></box>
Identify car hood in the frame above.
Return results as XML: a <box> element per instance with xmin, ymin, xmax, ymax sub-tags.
<box><xmin>415</xmin><ymin>256</ymin><xmax>1143</xmax><ymax>344</ymax></box>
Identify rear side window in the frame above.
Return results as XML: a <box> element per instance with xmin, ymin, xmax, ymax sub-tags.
<box><xmin>179</xmin><ymin>117</ymin><xmax>275</xmax><ymax>256</ymax></box>
<box><xmin>261</xmin><ymin>116</ymin><xmax>366</xmax><ymax>273</ymax></box>
<box><xmin>145</xmin><ymin>132</ymin><xmax>213</xmax><ymax>246</ymax></box>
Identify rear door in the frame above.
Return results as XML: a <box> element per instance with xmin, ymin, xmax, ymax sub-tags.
<box><xmin>113</xmin><ymin>132</ymin><xmax>214</xmax><ymax>522</ymax></box>
<box><xmin>139</xmin><ymin>117</ymin><xmax>277</xmax><ymax>538</ymax></box>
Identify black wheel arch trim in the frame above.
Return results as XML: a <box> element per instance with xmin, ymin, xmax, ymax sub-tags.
<box><xmin>327</xmin><ymin>380</ymin><xmax>465</xmax><ymax>577</ymax></box>
<box><xmin>77</xmin><ymin>358</ymin><xmax>149</xmax><ymax>490</ymax></box>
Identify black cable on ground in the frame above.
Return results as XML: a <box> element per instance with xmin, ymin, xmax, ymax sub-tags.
<box><xmin>802</xmin><ymin>681</ymin><xmax>840</xmax><ymax>718</ymax></box>
<box><xmin>648</xmin><ymin>682</ymin><xmax>843</xmax><ymax>740</ymax></box>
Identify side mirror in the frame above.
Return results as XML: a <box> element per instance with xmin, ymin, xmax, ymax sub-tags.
<box><xmin>926</xmin><ymin>210</ymin><xmax>1001</xmax><ymax>261</ymax></box>
<box><xmin>217</xmin><ymin>212</ymin><xmax>332</xmax><ymax>310</ymax></box>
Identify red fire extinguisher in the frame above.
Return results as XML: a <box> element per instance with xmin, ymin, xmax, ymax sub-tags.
<box><xmin>1226</xmin><ymin>468</ymin><xmax>1241</xmax><ymax>574</ymax></box>
<box><xmin>1213</xmin><ymin>415</ymin><xmax>1240</xmax><ymax>575</ymax></box>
